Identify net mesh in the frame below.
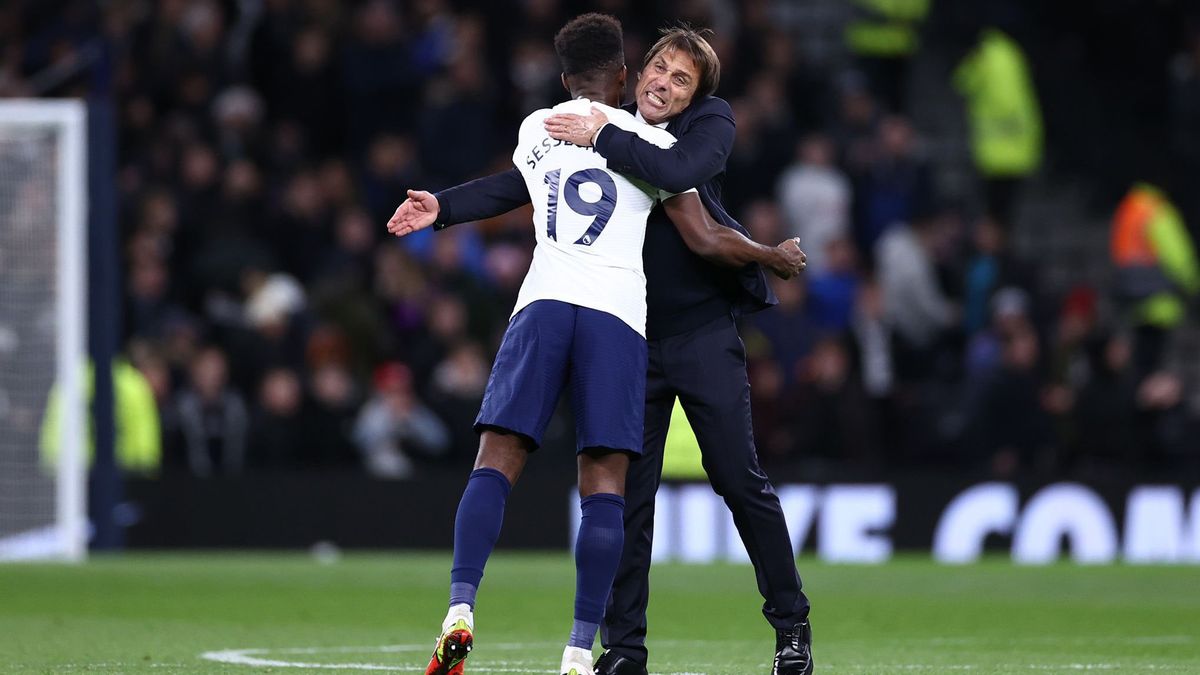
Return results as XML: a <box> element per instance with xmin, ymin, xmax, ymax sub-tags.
<box><xmin>0</xmin><ymin>124</ymin><xmax>62</xmax><ymax>542</ymax></box>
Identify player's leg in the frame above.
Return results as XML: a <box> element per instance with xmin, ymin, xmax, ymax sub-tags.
<box><xmin>446</xmin><ymin>430</ymin><xmax>529</xmax><ymax>614</ymax></box>
<box><xmin>560</xmin><ymin>307</ymin><xmax>646</xmax><ymax>675</ymax></box>
<box><xmin>670</xmin><ymin>315</ymin><xmax>812</xmax><ymax>673</ymax></box>
<box><xmin>561</xmin><ymin>448</ymin><xmax>631</xmax><ymax>675</ymax></box>
<box><xmin>429</xmin><ymin>430</ymin><xmax>528</xmax><ymax>675</ymax></box>
<box><xmin>428</xmin><ymin>301</ymin><xmax>573</xmax><ymax>675</ymax></box>
<box><xmin>597</xmin><ymin>338</ymin><xmax>672</xmax><ymax>674</ymax></box>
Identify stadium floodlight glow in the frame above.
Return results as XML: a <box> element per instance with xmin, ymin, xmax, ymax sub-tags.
<box><xmin>0</xmin><ymin>100</ymin><xmax>88</xmax><ymax>562</ymax></box>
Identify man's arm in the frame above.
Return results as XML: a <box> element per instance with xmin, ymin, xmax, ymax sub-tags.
<box><xmin>662</xmin><ymin>193</ymin><xmax>806</xmax><ymax>279</ymax></box>
<box><xmin>386</xmin><ymin>168</ymin><xmax>530</xmax><ymax>237</ymax></box>
<box><xmin>545</xmin><ymin>99</ymin><xmax>735</xmax><ymax>194</ymax></box>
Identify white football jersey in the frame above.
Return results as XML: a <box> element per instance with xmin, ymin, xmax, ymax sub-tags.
<box><xmin>511</xmin><ymin>98</ymin><xmax>691</xmax><ymax>337</ymax></box>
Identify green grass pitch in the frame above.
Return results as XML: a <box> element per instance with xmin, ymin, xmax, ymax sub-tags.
<box><xmin>1</xmin><ymin>553</ymin><xmax>1198</xmax><ymax>674</ymax></box>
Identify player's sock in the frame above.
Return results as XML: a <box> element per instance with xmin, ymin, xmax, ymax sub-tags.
<box><xmin>441</xmin><ymin>603</ymin><xmax>474</xmax><ymax>632</ymax></box>
<box><xmin>449</xmin><ymin>467</ymin><xmax>512</xmax><ymax>610</ymax></box>
<box><xmin>568</xmin><ymin>492</ymin><xmax>625</xmax><ymax>649</ymax></box>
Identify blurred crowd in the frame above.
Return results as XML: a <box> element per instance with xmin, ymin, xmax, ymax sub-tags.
<box><xmin>3</xmin><ymin>0</ymin><xmax>1199</xmax><ymax>480</ymax></box>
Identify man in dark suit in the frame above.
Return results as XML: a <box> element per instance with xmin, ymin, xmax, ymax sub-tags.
<box><xmin>388</xmin><ymin>24</ymin><xmax>813</xmax><ymax>675</ymax></box>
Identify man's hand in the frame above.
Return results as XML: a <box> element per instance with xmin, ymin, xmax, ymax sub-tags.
<box><xmin>770</xmin><ymin>238</ymin><xmax>807</xmax><ymax>279</ymax></box>
<box><xmin>386</xmin><ymin>189</ymin><xmax>439</xmax><ymax>237</ymax></box>
<box><xmin>544</xmin><ymin>107</ymin><xmax>610</xmax><ymax>147</ymax></box>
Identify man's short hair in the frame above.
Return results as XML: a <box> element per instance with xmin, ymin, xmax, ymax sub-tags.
<box><xmin>643</xmin><ymin>25</ymin><xmax>721</xmax><ymax>98</ymax></box>
<box><xmin>553</xmin><ymin>13</ymin><xmax>624</xmax><ymax>78</ymax></box>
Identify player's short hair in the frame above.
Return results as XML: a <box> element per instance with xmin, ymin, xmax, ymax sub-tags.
<box><xmin>643</xmin><ymin>24</ymin><xmax>721</xmax><ymax>98</ymax></box>
<box><xmin>553</xmin><ymin>13</ymin><xmax>625</xmax><ymax>79</ymax></box>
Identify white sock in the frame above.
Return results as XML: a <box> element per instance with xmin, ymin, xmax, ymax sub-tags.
<box><xmin>560</xmin><ymin>645</ymin><xmax>593</xmax><ymax>672</ymax></box>
<box><xmin>443</xmin><ymin>603</ymin><xmax>474</xmax><ymax>632</ymax></box>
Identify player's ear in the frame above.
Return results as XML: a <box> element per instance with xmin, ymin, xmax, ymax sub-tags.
<box><xmin>617</xmin><ymin>65</ymin><xmax>627</xmax><ymax>90</ymax></box>
<box><xmin>560</xmin><ymin>73</ymin><xmax>570</xmax><ymax>94</ymax></box>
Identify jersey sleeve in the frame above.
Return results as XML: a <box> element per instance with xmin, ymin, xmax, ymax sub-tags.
<box><xmin>611</xmin><ymin>119</ymin><xmax>697</xmax><ymax>202</ymax></box>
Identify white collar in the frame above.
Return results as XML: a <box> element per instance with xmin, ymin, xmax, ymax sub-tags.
<box><xmin>635</xmin><ymin>109</ymin><xmax>669</xmax><ymax>129</ymax></box>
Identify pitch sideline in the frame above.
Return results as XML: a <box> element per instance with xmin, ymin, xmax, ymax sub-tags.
<box><xmin>199</xmin><ymin>643</ymin><xmax>713</xmax><ymax>674</ymax></box>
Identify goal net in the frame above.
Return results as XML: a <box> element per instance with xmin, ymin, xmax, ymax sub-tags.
<box><xmin>0</xmin><ymin>101</ymin><xmax>87</xmax><ymax>561</ymax></box>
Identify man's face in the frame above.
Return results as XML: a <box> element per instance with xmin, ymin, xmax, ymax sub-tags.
<box><xmin>635</xmin><ymin>48</ymin><xmax>700</xmax><ymax>124</ymax></box>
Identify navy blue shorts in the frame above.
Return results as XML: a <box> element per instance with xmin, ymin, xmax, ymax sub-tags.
<box><xmin>475</xmin><ymin>299</ymin><xmax>647</xmax><ymax>454</ymax></box>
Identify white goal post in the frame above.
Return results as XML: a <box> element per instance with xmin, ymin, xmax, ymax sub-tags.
<box><xmin>0</xmin><ymin>100</ymin><xmax>87</xmax><ymax>561</ymax></box>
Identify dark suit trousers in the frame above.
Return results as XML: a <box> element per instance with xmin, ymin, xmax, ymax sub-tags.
<box><xmin>602</xmin><ymin>313</ymin><xmax>810</xmax><ymax>664</ymax></box>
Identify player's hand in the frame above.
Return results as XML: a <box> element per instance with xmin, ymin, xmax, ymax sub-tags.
<box><xmin>544</xmin><ymin>107</ymin><xmax>609</xmax><ymax>147</ymax></box>
<box><xmin>386</xmin><ymin>190</ymin><xmax>439</xmax><ymax>237</ymax></box>
<box><xmin>771</xmin><ymin>237</ymin><xmax>807</xmax><ymax>279</ymax></box>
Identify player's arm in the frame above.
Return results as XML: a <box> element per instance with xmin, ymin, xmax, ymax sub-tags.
<box><xmin>546</xmin><ymin>98</ymin><xmax>734</xmax><ymax>194</ymax></box>
<box><xmin>662</xmin><ymin>193</ymin><xmax>806</xmax><ymax>279</ymax></box>
<box><xmin>386</xmin><ymin>168</ymin><xmax>531</xmax><ymax>237</ymax></box>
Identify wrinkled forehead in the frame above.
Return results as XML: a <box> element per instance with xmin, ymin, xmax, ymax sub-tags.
<box><xmin>647</xmin><ymin>46</ymin><xmax>699</xmax><ymax>78</ymax></box>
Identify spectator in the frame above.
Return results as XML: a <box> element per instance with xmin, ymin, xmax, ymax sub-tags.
<box><xmin>173</xmin><ymin>346</ymin><xmax>248</xmax><ymax>476</ymax></box>
<box><xmin>831</xmin><ymin>72</ymin><xmax>882</xmax><ymax>177</ymax></box>
<box><xmin>427</xmin><ymin>341</ymin><xmax>490</xmax><ymax>463</ymax></box>
<box><xmin>962</xmin><ymin>214</ymin><xmax>1036</xmax><ymax>336</ymax></box>
<box><xmin>417</xmin><ymin>53</ymin><xmax>499</xmax><ymax>186</ymax></box>
<box><xmin>965</xmin><ymin>286</ymin><xmax>1033</xmax><ymax>377</ymax></box>
<box><xmin>361</xmin><ymin>134</ymin><xmax>425</xmax><ymax>227</ymax></box>
<box><xmin>748</xmin><ymin>358</ymin><xmax>791</xmax><ymax>464</ymax></box>
<box><xmin>342</xmin><ymin>0</ymin><xmax>419</xmax><ymax>152</ymax></box>
<box><xmin>125</xmin><ymin>251</ymin><xmax>179</xmax><ymax>340</ymax></box>
<box><xmin>777</xmin><ymin>133</ymin><xmax>851</xmax><ymax>276</ymax></box>
<box><xmin>303</xmin><ymin>363</ymin><xmax>362</xmax><ymax>467</ymax></box>
<box><xmin>854</xmin><ymin>114</ymin><xmax>933</xmax><ymax>261</ymax></box>
<box><xmin>876</xmin><ymin>212</ymin><xmax>959</xmax><ymax>381</ymax></box>
<box><xmin>353</xmin><ymin>362</ymin><xmax>450</xmax><ymax>478</ymax></box>
<box><xmin>966</xmin><ymin>323</ymin><xmax>1054</xmax><ymax>477</ymax></box>
<box><xmin>806</xmin><ymin>237</ymin><xmax>862</xmax><ymax>334</ymax></box>
<box><xmin>791</xmin><ymin>335</ymin><xmax>880</xmax><ymax>464</ymax></box>
<box><xmin>747</xmin><ymin>275</ymin><xmax>817</xmax><ymax>387</ymax></box>
<box><xmin>222</xmin><ymin>269</ymin><xmax>310</xmax><ymax>393</ymax></box>
<box><xmin>248</xmin><ymin>367</ymin><xmax>306</xmax><ymax>469</ymax></box>
<box><xmin>1070</xmin><ymin>334</ymin><xmax>1139</xmax><ymax>471</ymax></box>
<box><xmin>266</xmin><ymin>169</ymin><xmax>332</xmax><ymax>284</ymax></box>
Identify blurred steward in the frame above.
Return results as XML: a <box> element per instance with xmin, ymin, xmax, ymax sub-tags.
<box><xmin>953</xmin><ymin>28</ymin><xmax>1043</xmax><ymax>228</ymax></box>
<box><xmin>1109</xmin><ymin>182</ymin><xmax>1200</xmax><ymax>376</ymax></box>
<box><xmin>40</xmin><ymin>360</ymin><xmax>161</xmax><ymax>476</ymax></box>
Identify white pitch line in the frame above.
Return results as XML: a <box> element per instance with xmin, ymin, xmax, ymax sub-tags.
<box><xmin>201</xmin><ymin>644</ymin><xmax>691</xmax><ymax>674</ymax></box>
<box><xmin>201</xmin><ymin>643</ymin><xmax>1190</xmax><ymax>674</ymax></box>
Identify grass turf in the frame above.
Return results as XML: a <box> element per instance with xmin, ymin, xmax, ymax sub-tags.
<box><xmin>0</xmin><ymin>553</ymin><xmax>1198</xmax><ymax>674</ymax></box>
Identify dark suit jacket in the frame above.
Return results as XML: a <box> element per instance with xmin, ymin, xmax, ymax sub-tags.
<box><xmin>436</xmin><ymin>96</ymin><xmax>776</xmax><ymax>339</ymax></box>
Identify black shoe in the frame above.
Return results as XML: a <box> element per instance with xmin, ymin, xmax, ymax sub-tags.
<box><xmin>773</xmin><ymin>620</ymin><xmax>813</xmax><ymax>675</ymax></box>
<box><xmin>593</xmin><ymin>650</ymin><xmax>648</xmax><ymax>675</ymax></box>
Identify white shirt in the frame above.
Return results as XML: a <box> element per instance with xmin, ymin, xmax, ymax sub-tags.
<box><xmin>776</xmin><ymin>163</ymin><xmax>850</xmax><ymax>276</ymax></box>
<box><xmin>511</xmin><ymin>98</ymin><xmax>691</xmax><ymax>337</ymax></box>
<box><xmin>876</xmin><ymin>224</ymin><xmax>955</xmax><ymax>347</ymax></box>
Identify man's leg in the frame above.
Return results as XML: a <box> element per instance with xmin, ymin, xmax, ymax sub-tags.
<box><xmin>669</xmin><ymin>316</ymin><xmax>809</xmax><ymax>627</ymax></box>
<box><xmin>564</xmin><ymin>449</ymin><xmax>630</xmax><ymax>671</ymax></box>
<box><xmin>600</xmin><ymin>339</ymin><xmax>672</xmax><ymax>668</ymax></box>
<box><xmin>670</xmin><ymin>317</ymin><xmax>812</xmax><ymax>674</ymax></box>
<box><xmin>429</xmin><ymin>301</ymin><xmax>572</xmax><ymax>675</ymax></box>
<box><xmin>565</xmin><ymin>307</ymin><xmax>647</xmax><ymax>674</ymax></box>
<box><xmin>448</xmin><ymin>431</ymin><xmax>529</xmax><ymax>610</ymax></box>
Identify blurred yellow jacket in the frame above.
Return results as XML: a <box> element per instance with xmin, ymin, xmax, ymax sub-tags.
<box><xmin>1110</xmin><ymin>183</ymin><xmax>1200</xmax><ymax>328</ymax></box>
<box><xmin>954</xmin><ymin>29</ymin><xmax>1043</xmax><ymax>177</ymax></box>
<box><xmin>40</xmin><ymin>359</ymin><xmax>161</xmax><ymax>475</ymax></box>
<box><xmin>845</xmin><ymin>0</ymin><xmax>930</xmax><ymax>57</ymax></box>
